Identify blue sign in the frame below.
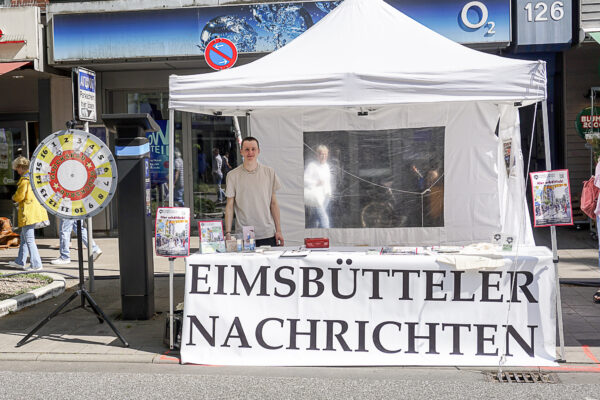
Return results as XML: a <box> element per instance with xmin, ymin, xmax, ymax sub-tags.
<box><xmin>52</xmin><ymin>0</ymin><xmax>511</xmax><ymax>62</ymax></box>
<box><xmin>78</xmin><ymin>70</ymin><xmax>95</xmax><ymax>92</ymax></box>
<box><xmin>146</xmin><ymin>119</ymin><xmax>169</xmax><ymax>185</ymax></box>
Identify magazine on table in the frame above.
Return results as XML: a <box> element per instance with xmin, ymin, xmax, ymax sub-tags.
<box><xmin>198</xmin><ymin>220</ymin><xmax>226</xmax><ymax>254</ymax></box>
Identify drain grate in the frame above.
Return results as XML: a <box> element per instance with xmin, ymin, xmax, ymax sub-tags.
<box><xmin>486</xmin><ymin>371</ymin><xmax>559</xmax><ymax>384</ymax></box>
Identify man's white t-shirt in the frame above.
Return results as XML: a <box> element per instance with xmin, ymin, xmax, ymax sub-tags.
<box><xmin>225</xmin><ymin>163</ymin><xmax>281</xmax><ymax>239</ymax></box>
<box><xmin>304</xmin><ymin>161</ymin><xmax>331</xmax><ymax>207</ymax></box>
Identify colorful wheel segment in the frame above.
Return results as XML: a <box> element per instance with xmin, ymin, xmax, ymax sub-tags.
<box><xmin>29</xmin><ymin>129</ymin><xmax>118</xmax><ymax>219</ymax></box>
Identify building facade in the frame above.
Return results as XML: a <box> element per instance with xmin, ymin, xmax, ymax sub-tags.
<box><xmin>0</xmin><ymin>0</ymin><xmax>580</xmax><ymax>235</ymax></box>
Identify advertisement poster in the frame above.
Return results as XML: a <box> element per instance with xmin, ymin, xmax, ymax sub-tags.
<box><xmin>199</xmin><ymin>220</ymin><xmax>226</xmax><ymax>254</ymax></box>
<box><xmin>502</xmin><ymin>139</ymin><xmax>513</xmax><ymax>176</ymax></box>
<box><xmin>530</xmin><ymin>169</ymin><xmax>573</xmax><ymax>227</ymax></box>
<box><xmin>146</xmin><ymin>119</ymin><xmax>169</xmax><ymax>185</ymax></box>
<box><xmin>52</xmin><ymin>0</ymin><xmax>509</xmax><ymax>62</ymax></box>
<box><xmin>0</xmin><ymin>129</ymin><xmax>14</xmax><ymax>186</ymax></box>
<box><xmin>155</xmin><ymin>207</ymin><xmax>190</xmax><ymax>257</ymax></box>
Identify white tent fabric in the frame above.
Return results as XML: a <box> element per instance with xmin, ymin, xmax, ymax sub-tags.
<box><xmin>168</xmin><ymin>0</ymin><xmax>547</xmax><ymax>246</ymax></box>
<box><xmin>169</xmin><ymin>0</ymin><xmax>546</xmax><ymax>114</ymax></box>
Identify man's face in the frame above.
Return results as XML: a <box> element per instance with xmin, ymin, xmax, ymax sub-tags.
<box><xmin>241</xmin><ymin>140</ymin><xmax>260</xmax><ymax>162</ymax></box>
<box><xmin>318</xmin><ymin>149</ymin><xmax>329</xmax><ymax>164</ymax></box>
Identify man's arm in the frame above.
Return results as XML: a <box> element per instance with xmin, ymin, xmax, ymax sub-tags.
<box><xmin>270</xmin><ymin>193</ymin><xmax>284</xmax><ymax>246</ymax></box>
<box><xmin>224</xmin><ymin>197</ymin><xmax>235</xmax><ymax>240</ymax></box>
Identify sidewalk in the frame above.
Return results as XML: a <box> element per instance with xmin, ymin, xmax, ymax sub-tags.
<box><xmin>0</xmin><ymin>227</ymin><xmax>598</xmax><ymax>368</ymax></box>
<box><xmin>0</xmin><ymin>236</ymin><xmax>189</xmax><ymax>364</ymax></box>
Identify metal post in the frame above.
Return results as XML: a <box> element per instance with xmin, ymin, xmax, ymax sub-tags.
<box><xmin>233</xmin><ymin>116</ymin><xmax>243</xmax><ymax>150</ymax></box>
<box><xmin>83</xmin><ymin>121</ymin><xmax>95</xmax><ymax>292</ymax></box>
<box><xmin>541</xmin><ymin>100</ymin><xmax>565</xmax><ymax>362</ymax></box>
<box><xmin>168</xmin><ymin>109</ymin><xmax>175</xmax><ymax>349</ymax></box>
<box><xmin>246</xmin><ymin>112</ymin><xmax>251</xmax><ymax>136</ymax></box>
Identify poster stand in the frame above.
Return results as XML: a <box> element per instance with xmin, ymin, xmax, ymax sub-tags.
<box><xmin>542</xmin><ymin>100</ymin><xmax>565</xmax><ymax>362</ymax></box>
<box><xmin>16</xmin><ymin>221</ymin><xmax>128</xmax><ymax>348</ymax></box>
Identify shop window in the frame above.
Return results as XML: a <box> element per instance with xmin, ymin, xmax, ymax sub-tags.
<box><xmin>127</xmin><ymin>92</ymin><xmax>168</xmax><ymax>121</ymax></box>
<box><xmin>191</xmin><ymin>114</ymin><xmax>239</xmax><ymax>219</ymax></box>
<box><xmin>127</xmin><ymin>92</ymin><xmax>182</xmax><ymax>215</ymax></box>
<box><xmin>303</xmin><ymin>128</ymin><xmax>445</xmax><ymax>229</ymax></box>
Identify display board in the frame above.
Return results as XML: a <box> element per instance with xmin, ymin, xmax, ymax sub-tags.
<box><xmin>155</xmin><ymin>207</ymin><xmax>190</xmax><ymax>257</ymax></box>
<box><xmin>530</xmin><ymin>169</ymin><xmax>573</xmax><ymax>227</ymax></box>
<box><xmin>29</xmin><ymin>129</ymin><xmax>117</xmax><ymax>219</ymax></box>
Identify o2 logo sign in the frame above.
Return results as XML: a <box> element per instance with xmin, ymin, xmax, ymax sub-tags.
<box><xmin>523</xmin><ymin>1</ymin><xmax>564</xmax><ymax>22</ymax></box>
<box><xmin>460</xmin><ymin>1</ymin><xmax>496</xmax><ymax>36</ymax></box>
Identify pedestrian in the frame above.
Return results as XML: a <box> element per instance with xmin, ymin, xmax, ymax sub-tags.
<box><xmin>8</xmin><ymin>156</ymin><xmax>48</xmax><ymax>271</ymax></box>
<box><xmin>222</xmin><ymin>151</ymin><xmax>232</xmax><ymax>178</ymax></box>
<box><xmin>50</xmin><ymin>219</ymin><xmax>102</xmax><ymax>265</ymax></box>
<box><xmin>212</xmin><ymin>148</ymin><xmax>226</xmax><ymax>203</ymax></box>
<box><xmin>174</xmin><ymin>149</ymin><xmax>184</xmax><ymax>206</ymax></box>
<box><xmin>594</xmin><ymin>153</ymin><xmax>600</xmax><ymax>303</ymax></box>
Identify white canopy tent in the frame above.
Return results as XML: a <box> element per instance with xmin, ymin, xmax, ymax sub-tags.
<box><xmin>166</xmin><ymin>0</ymin><xmax>564</xmax><ymax>359</ymax></box>
<box><xmin>169</xmin><ymin>0</ymin><xmax>547</xmax><ymax>247</ymax></box>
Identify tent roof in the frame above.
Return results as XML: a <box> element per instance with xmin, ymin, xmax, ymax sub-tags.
<box><xmin>169</xmin><ymin>0</ymin><xmax>547</xmax><ymax>115</ymax></box>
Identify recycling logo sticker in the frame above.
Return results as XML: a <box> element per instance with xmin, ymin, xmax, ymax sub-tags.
<box><xmin>204</xmin><ymin>38</ymin><xmax>238</xmax><ymax>70</ymax></box>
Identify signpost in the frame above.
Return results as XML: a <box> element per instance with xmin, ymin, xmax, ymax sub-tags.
<box><xmin>71</xmin><ymin>67</ymin><xmax>99</xmax><ymax>290</ymax></box>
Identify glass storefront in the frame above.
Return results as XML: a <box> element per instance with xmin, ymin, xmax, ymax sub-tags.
<box><xmin>127</xmin><ymin>91</ymin><xmax>183</xmax><ymax>217</ymax></box>
<box><xmin>0</xmin><ymin>122</ymin><xmax>28</xmax><ymax>226</ymax></box>
<box><xmin>123</xmin><ymin>90</ymin><xmax>239</xmax><ymax>226</ymax></box>
<box><xmin>190</xmin><ymin>114</ymin><xmax>239</xmax><ymax>220</ymax></box>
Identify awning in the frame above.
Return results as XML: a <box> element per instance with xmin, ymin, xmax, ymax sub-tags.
<box><xmin>589</xmin><ymin>32</ymin><xmax>600</xmax><ymax>45</ymax></box>
<box><xmin>0</xmin><ymin>61</ymin><xmax>30</xmax><ymax>75</ymax></box>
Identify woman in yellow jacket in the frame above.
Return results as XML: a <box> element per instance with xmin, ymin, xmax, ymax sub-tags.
<box><xmin>8</xmin><ymin>156</ymin><xmax>49</xmax><ymax>271</ymax></box>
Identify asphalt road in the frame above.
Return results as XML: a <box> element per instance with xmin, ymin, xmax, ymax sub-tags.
<box><xmin>0</xmin><ymin>361</ymin><xmax>599</xmax><ymax>400</ymax></box>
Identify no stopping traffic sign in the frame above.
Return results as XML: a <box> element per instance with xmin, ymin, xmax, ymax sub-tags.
<box><xmin>204</xmin><ymin>38</ymin><xmax>238</xmax><ymax>70</ymax></box>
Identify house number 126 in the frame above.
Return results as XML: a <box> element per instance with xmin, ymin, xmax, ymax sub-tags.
<box><xmin>524</xmin><ymin>1</ymin><xmax>564</xmax><ymax>22</ymax></box>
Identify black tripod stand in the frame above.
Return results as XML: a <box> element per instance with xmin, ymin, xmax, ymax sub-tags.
<box><xmin>16</xmin><ymin>220</ymin><xmax>128</xmax><ymax>347</ymax></box>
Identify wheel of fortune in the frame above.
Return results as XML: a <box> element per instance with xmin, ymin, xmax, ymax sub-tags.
<box><xmin>29</xmin><ymin>129</ymin><xmax>117</xmax><ymax>219</ymax></box>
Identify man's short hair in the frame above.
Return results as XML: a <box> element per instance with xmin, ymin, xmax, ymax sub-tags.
<box><xmin>241</xmin><ymin>136</ymin><xmax>260</xmax><ymax>149</ymax></box>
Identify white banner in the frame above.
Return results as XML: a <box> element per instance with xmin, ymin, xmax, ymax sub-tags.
<box><xmin>182</xmin><ymin>248</ymin><xmax>557</xmax><ymax>366</ymax></box>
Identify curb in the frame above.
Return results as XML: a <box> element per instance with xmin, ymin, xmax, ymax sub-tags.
<box><xmin>0</xmin><ymin>352</ymin><xmax>180</xmax><ymax>364</ymax></box>
<box><xmin>0</xmin><ymin>273</ymin><xmax>66</xmax><ymax>318</ymax></box>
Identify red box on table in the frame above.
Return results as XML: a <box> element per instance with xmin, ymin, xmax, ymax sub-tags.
<box><xmin>304</xmin><ymin>238</ymin><xmax>329</xmax><ymax>248</ymax></box>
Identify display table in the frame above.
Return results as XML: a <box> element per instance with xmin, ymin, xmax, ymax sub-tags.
<box><xmin>181</xmin><ymin>246</ymin><xmax>556</xmax><ymax>366</ymax></box>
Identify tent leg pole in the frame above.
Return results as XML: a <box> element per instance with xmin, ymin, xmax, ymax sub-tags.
<box><xmin>246</xmin><ymin>112</ymin><xmax>251</xmax><ymax>137</ymax></box>
<box><xmin>168</xmin><ymin>109</ymin><xmax>175</xmax><ymax>350</ymax></box>
<box><xmin>541</xmin><ymin>100</ymin><xmax>565</xmax><ymax>362</ymax></box>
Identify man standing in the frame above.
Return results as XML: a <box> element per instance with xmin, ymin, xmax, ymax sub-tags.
<box><xmin>224</xmin><ymin>137</ymin><xmax>284</xmax><ymax>247</ymax></box>
<box><xmin>212</xmin><ymin>148</ymin><xmax>225</xmax><ymax>203</ymax></box>
<box><xmin>174</xmin><ymin>149</ymin><xmax>184</xmax><ymax>207</ymax></box>
<box><xmin>50</xmin><ymin>219</ymin><xmax>102</xmax><ymax>265</ymax></box>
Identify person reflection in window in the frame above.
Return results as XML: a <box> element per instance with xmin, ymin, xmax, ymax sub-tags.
<box><xmin>304</xmin><ymin>145</ymin><xmax>332</xmax><ymax>228</ymax></box>
<box><xmin>174</xmin><ymin>149</ymin><xmax>184</xmax><ymax>207</ymax></box>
